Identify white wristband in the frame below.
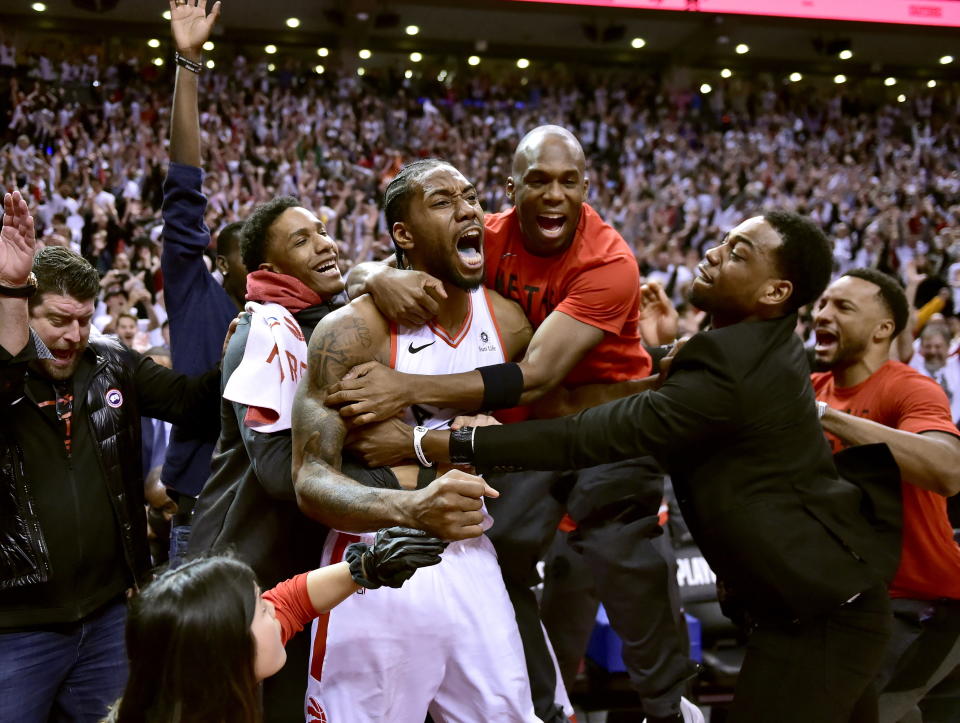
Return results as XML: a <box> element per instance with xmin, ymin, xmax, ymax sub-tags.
<box><xmin>413</xmin><ymin>425</ymin><xmax>434</xmax><ymax>467</ymax></box>
<box><xmin>816</xmin><ymin>401</ymin><xmax>828</xmax><ymax>419</ymax></box>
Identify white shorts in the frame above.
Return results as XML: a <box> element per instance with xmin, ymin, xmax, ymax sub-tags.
<box><xmin>305</xmin><ymin>530</ymin><xmax>540</xmax><ymax>723</ymax></box>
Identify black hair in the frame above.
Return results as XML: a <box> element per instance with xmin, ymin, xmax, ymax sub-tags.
<box><xmin>764</xmin><ymin>210</ymin><xmax>833</xmax><ymax>313</ymax></box>
<box><xmin>843</xmin><ymin>268</ymin><xmax>910</xmax><ymax>337</ymax></box>
<box><xmin>31</xmin><ymin>246</ymin><xmax>101</xmax><ymax>309</ymax></box>
<box><xmin>240</xmin><ymin>196</ymin><xmax>300</xmax><ymax>272</ymax></box>
<box><xmin>114</xmin><ymin>555</ymin><xmax>261</xmax><ymax>723</ymax></box>
<box><xmin>217</xmin><ymin>221</ymin><xmax>245</xmax><ymax>259</ymax></box>
<box><xmin>383</xmin><ymin>158</ymin><xmax>450</xmax><ymax>266</ymax></box>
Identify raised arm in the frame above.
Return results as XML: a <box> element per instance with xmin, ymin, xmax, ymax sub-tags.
<box><xmin>0</xmin><ymin>191</ymin><xmax>36</xmax><ymax>357</ymax></box>
<box><xmin>168</xmin><ymin>0</ymin><xmax>220</xmax><ymax>167</ymax></box>
<box><xmin>292</xmin><ymin>303</ymin><xmax>496</xmax><ymax>539</ymax></box>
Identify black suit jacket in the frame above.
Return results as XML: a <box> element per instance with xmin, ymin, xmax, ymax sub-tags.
<box><xmin>475</xmin><ymin>313</ymin><xmax>902</xmax><ymax>623</ymax></box>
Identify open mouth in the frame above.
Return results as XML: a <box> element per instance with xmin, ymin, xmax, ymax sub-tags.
<box><xmin>50</xmin><ymin>349</ymin><xmax>75</xmax><ymax>364</ymax></box>
<box><xmin>313</xmin><ymin>259</ymin><xmax>340</xmax><ymax>275</ymax></box>
<box><xmin>814</xmin><ymin>329</ymin><xmax>838</xmax><ymax>354</ymax></box>
<box><xmin>456</xmin><ymin>227</ymin><xmax>484</xmax><ymax>268</ymax></box>
<box><xmin>536</xmin><ymin>214</ymin><xmax>566</xmax><ymax>236</ymax></box>
<box><xmin>695</xmin><ymin>266</ymin><xmax>713</xmax><ymax>284</ymax></box>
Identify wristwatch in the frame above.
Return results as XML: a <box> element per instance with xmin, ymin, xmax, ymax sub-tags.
<box><xmin>0</xmin><ymin>273</ymin><xmax>38</xmax><ymax>298</ymax></box>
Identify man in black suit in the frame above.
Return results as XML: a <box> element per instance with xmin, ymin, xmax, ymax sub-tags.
<box><xmin>417</xmin><ymin>211</ymin><xmax>902</xmax><ymax>723</ymax></box>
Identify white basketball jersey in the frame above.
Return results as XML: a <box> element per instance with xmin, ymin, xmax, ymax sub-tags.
<box><xmin>391</xmin><ymin>287</ymin><xmax>506</xmax><ymax>430</ymax></box>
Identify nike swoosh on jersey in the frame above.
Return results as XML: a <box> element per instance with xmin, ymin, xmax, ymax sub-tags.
<box><xmin>408</xmin><ymin>341</ymin><xmax>436</xmax><ymax>354</ymax></box>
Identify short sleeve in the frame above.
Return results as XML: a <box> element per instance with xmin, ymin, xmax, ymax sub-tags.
<box><xmin>894</xmin><ymin>374</ymin><xmax>960</xmax><ymax>438</ymax></box>
<box><xmin>555</xmin><ymin>254</ymin><xmax>639</xmax><ymax>335</ymax></box>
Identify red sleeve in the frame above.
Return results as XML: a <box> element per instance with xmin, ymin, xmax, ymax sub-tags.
<box><xmin>554</xmin><ymin>253</ymin><xmax>640</xmax><ymax>335</ymax></box>
<box><xmin>893</xmin><ymin>371</ymin><xmax>960</xmax><ymax>437</ymax></box>
<box><xmin>263</xmin><ymin>573</ymin><xmax>316</xmax><ymax>646</ymax></box>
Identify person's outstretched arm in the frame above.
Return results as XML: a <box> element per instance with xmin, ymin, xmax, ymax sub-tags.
<box><xmin>0</xmin><ymin>191</ymin><xmax>35</xmax><ymax>358</ymax></box>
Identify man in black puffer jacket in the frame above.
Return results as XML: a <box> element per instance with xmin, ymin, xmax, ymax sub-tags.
<box><xmin>0</xmin><ymin>191</ymin><xmax>220</xmax><ymax>723</ymax></box>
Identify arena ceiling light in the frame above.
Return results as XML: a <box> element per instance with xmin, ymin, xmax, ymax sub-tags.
<box><xmin>700</xmin><ymin>83</ymin><xmax>712</xmax><ymax>93</ymax></box>
<box><xmin>927</xmin><ymin>80</ymin><xmax>937</xmax><ymax>88</ymax></box>
<box><xmin>834</xmin><ymin>74</ymin><xmax>847</xmax><ymax>84</ymax></box>
<box><xmin>789</xmin><ymin>72</ymin><xmax>802</xmax><ymax>82</ymax></box>
<box><xmin>206</xmin><ymin>60</ymin><xmax>215</xmax><ymax>69</ymax></box>
<box><xmin>267</xmin><ymin>63</ymin><xmax>276</xmax><ymax>72</ymax></box>
<box><xmin>468</xmin><ymin>56</ymin><xmax>481</xmax><ymax>66</ymax></box>
<box><xmin>517</xmin><ymin>58</ymin><xmax>530</xmax><ymax>69</ymax></box>
<box><xmin>264</xmin><ymin>45</ymin><xmax>278</xmax><ymax>55</ymax></box>
<box><xmin>162</xmin><ymin>10</ymin><xmax>171</xmax><ymax>20</ymax></box>
<box><xmin>285</xmin><ymin>18</ymin><xmax>300</xmax><ymax>29</ymax></box>
<box><xmin>940</xmin><ymin>55</ymin><xmax>954</xmax><ymax>65</ymax></box>
<box><xmin>438</xmin><ymin>70</ymin><xmax>448</xmax><ymax>82</ymax></box>
<box><xmin>404</xmin><ymin>69</ymin><xmax>413</xmax><ymax>79</ymax></box>
<box><xmin>838</xmin><ymin>49</ymin><xmax>853</xmax><ymax>60</ymax></box>
<box><xmin>409</xmin><ymin>52</ymin><xmax>422</xmax><ymax>62</ymax></box>
<box><xmin>631</xmin><ymin>37</ymin><xmax>646</xmax><ymax>49</ymax></box>
<box><xmin>31</xmin><ymin>2</ymin><xmax>46</xmax><ymax>11</ymax></box>
<box><xmin>359</xmin><ymin>49</ymin><xmax>372</xmax><ymax>60</ymax></box>
<box><xmin>734</xmin><ymin>43</ymin><xmax>749</xmax><ymax>55</ymax></box>
<box><xmin>884</xmin><ymin>77</ymin><xmax>896</xmax><ymax>86</ymax></box>
<box><xmin>897</xmin><ymin>94</ymin><xmax>906</xmax><ymax>102</ymax></box>
<box><xmin>317</xmin><ymin>48</ymin><xmax>329</xmax><ymax>57</ymax></box>
<box><xmin>147</xmin><ymin>39</ymin><xmax>160</xmax><ymax>49</ymax></box>
<box><xmin>406</xmin><ymin>25</ymin><xmax>420</xmax><ymax>36</ymax></box>
<box><xmin>203</xmin><ymin>41</ymin><xmax>214</xmax><ymax>51</ymax></box>
<box><xmin>720</xmin><ymin>68</ymin><xmax>732</xmax><ymax>78</ymax></box>
<box><xmin>152</xmin><ymin>57</ymin><xmax>164</xmax><ymax>67</ymax></box>
<box><xmin>315</xmin><ymin>65</ymin><xmax>325</xmax><ymax>74</ymax></box>
<box><xmin>357</xmin><ymin>68</ymin><xmax>366</xmax><ymax>76</ymax></box>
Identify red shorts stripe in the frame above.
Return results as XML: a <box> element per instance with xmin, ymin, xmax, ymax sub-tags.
<box><xmin>310</xmin><ymin>533</ymin><xmax>362</xmax><ymax>682</ymax></box>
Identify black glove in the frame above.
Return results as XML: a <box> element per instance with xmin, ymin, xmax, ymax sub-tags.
<box><xmin>346</xmin><ymin>527</ymin><xmax>448</xmax><ymax>589</ymax></box>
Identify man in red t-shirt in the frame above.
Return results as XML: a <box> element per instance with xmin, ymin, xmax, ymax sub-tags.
<box><xmin>338</xmin><ymin>126</ymin><xmax>698</xmax><ymax>723</ymax></box>
<box><xmin>811</xmin><ymin>268</ymin><xmax>960</xmax><ymax>722</ymax></box>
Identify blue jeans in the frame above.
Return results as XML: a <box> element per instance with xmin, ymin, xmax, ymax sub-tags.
<box><xmin>0</xmin><ymin>598</ymin><xmax>128</xmax><ymax>722</ymax></box>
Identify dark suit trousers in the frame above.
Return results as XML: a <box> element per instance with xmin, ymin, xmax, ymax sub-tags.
<box><xmin>486</xmin><ymin>457</ymin><xmax>696</xmax><ymax>720</ymax></box>
<box><xmin>729</xmin><ymin>583</ymin><xmax>892</xmax><ymax>723</ymax></box>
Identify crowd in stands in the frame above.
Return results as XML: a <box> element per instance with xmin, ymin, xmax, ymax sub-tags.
<box><xmin>2</xmin><ymin>34</ymin><xmax>959</xmax><ymax>368</ymax></box>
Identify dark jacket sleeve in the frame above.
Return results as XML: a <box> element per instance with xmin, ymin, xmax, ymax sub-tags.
<box><xmin>132</xmin><ymin>349</ymin><xmax>221</xmax><ymax>434</ymax></box>
<box><xmin>474</xmin><ymin>332</ymin><xmax>740</xmax><ymax>473</ymax></box>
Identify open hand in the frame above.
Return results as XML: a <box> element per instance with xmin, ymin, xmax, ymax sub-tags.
<box><xmin>169</xmin><ymin>0</ymin><xmax>222</xmax><ymax>61</ymax></box>
<box><xmin>638</xmin><ymin>279</ymin><xmax>679</xmax><ymax>346</ymax></box>
<box><xmin>1</xmin><ymin>191</ymin><xmax>37</xmax><ymax>286</ymax></box>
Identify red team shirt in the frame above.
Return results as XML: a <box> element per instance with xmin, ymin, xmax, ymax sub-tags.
<box><xmin>483</xmin><ymin>204</ymin><xmax>651</xmax><ymax>386</ymax></box>
<box><xmin>812</xmin><ymin>361</ymin><xmax>960</xmax><ymax>600</ymax></box>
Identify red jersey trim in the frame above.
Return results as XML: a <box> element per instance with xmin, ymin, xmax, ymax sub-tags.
<box><xmin>389</xmin><ymin>321</ymin><xmax>398</xmax><ymax>369</ymax></box>
<box><xmin>427</xmin><ymin>293</ymin><xmax>474</xmax><ymax>348</ymax></box>
<box><xmin>309</xmin><ymin>533</ymin><xmax>360</xmax><ymax>682</ymax></box>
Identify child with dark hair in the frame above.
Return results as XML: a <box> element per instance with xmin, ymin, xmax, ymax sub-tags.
<box><xmin>107</xmin><ymin>527</ymin><xmax>445</xmax><ymax>723</ymax></box>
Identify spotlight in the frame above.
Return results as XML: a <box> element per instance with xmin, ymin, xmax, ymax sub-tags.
<box><xmin>897</xmin><ymin>94</ymin><xmax>906</xmax><ymax>103</ymax></box>
<box><xmin>437</xmin><ymin>70</ymin><xmax>448</xmax><ymax>82</ymax></box>
<box><xmin>939</xmin><ymin>55</ymin><xmax>953</xmax><ymax>65</ymax></box>
<box><xmin>31</xmin><ymin>2</ymin><xmax>46</xmax><ymax>11</ymax></box>
<box><xmin>468</xmin><ymin>56</ymin><xmax>480</xmax><ymax>66</ymax></box>
<box><xmin>315</xmin><ymin>65</ymin><xmax>325</xmax><ymax>74</ymax></box>
<box><xmin>404</xmin><ymin>69</ymin><xmax>413</xmax><ymax>79</ymax></box>
<box><xmin>265</xmin><ymin>45</ymin><xmax>277</xmax><ymax>55</ymax></box>
<box><xmin>285</xmin><ymin>18</ymin><xmax>300</xmax><ymax>29</ymax></box>
<box><xmin>267</xmin><ymin>63</ymin><xmax>276</xmax><ymax>72</ymax></box>
<box><xmin>834</xmin><ymin>74</ymin><xmax>846</xmax><ymax>84</ymax></box>
<box><xmin>884</xmin><ymin>77</ymin><xmax>896</xmax><ymax>86</ymax></box>
<box><xmin>839</xmin><ymin>49</ymin><xmax>853</xmax><ymax>60</ymax></box>
<box><xmin>735</xmin><ymin>43</ymin><xmax>749</xmax><ymax>54</ymax></box>
<box><xmin>317</xmin><ymin>48</ymin><xmax>329</xmax><ymax>57</ymax></box>
<box><xmin>203</xmin><ymin>41</ymin><xmax>214</xmax><ymax>51</ymax></box>
<box><xmin>789</xmin><ymin>72</ymin><xmax>802</xmax><ymax>82</ymax></box>
<box><xmin>357</xmin><ymin>68</ymin><xmax>365</xmax><ymax>76</ymax></box>
<box><xmin>152</xmin><ymin>57</ymin><xmax>164</xmax><ymax>67</ymax></box>
<box><xmin>927</xmin><ymin>80</ymin><xmax>937</xmax><ymax>88</ymax></box>
<box><xmin>517</xmin><ymin>58</ymin><xmax>530</xmax><ymax>69</ymax></box>
<box><xmin>147</xmin><ymin>39</ymin><xmax>160</xmax><ymax>49</ymax></box>
<box><xmin>406</xmin><ymin>25</ymin><xmax>419</xmax><ymax>35</ymax></box>
<box><xmin>700</xmin><ymin>83</ymin><xmax>712</xmax><ymax>93</ymax></box>
<box><xmin>162</xmin><ymin>10</ymin><xmax>171</xmax><ymax>20</ymax></box>
<box><xmin>720</xmin><ymin>68</ymin><xmax>732</xmax><ymax>78</ymax></box>
<box><xmin>359</xmin><ymin>49</ymin><xmax>372</xmax><ymax>60</ymax></box>
<box><xmin>631</xmin><ymin>37</ymin><xmax>646</xmax><ymax>49</ymax></box>
<box><xmin>205</xmin><ymin>60</ymin><xmax>215</xmax><ymax>69</ymax></box>
<box><xmin>410</xmin><ymin>52</ymin><xmax>422</xmax><ymax>63</ymax></box>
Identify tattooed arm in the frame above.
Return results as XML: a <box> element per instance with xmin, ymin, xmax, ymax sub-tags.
<box><xmin>292</xmin><ymin>299</ymin><xmax>495</xmax><ymax>539</ymax></box>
